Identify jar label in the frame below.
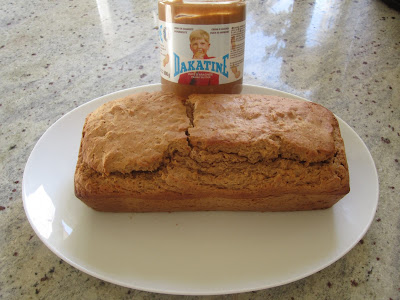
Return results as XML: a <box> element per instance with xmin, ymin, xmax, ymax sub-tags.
<box><xmin>159</xmin><ymin>21</ymin><xmax>245</xmax><ymax>86</ymax></box>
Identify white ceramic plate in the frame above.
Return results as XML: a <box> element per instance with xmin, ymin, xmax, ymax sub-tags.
<box><xmin>23</xmin><ymin>84</ymin><xmax>379</xmax><ymax>295</ymax></box>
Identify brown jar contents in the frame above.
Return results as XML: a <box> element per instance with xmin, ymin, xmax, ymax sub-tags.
<box><xmin>158</xmin><ymin>0</ymin><xmax>246</xmax><ymax>97</ymax></box>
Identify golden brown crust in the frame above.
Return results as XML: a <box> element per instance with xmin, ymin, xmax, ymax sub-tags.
<box><xmin>187</xmin><ymin>94</ymin><xmax>336</xmax><ymax>163</ymax></box>
<box><xmin>81</xmin><ymin>92</ymin><xmax>190</xmax><ymax>174</ymax></box>
<box><xmin>74</xmin><ymin>92</ymin><xmax>350</xmax><ymax>212</ymax></box>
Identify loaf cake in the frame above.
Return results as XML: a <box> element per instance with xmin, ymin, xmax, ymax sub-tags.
<box><xmin>74</xmin><ymin>91</ymin><xmax>350</xmax><ymax>212</ymax></box>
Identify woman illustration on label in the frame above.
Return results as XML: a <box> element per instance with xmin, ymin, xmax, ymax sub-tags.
<box><xmin>178</xmin><ymin>29</ymin><xmax>219</xmax><ymax>86</ymax></box>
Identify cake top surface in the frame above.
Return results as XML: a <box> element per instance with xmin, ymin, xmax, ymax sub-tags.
<box><xmin>81</xmin><ymin>92</ymin><xmax>190</xmax><ymax>174</ymax></box>
<box><xmin>81</xmin><ymin>92</ymin><xmax>338</xmax><ymax>175</ymax></box>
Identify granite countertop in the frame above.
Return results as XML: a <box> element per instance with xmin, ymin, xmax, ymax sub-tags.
<box><xmin>1</xmin><ymin>0</ymin><xmax>399</xmax><ymax>299</ymax></box>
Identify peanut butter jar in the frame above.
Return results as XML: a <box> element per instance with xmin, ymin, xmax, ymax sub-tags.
<box><xmin>158</xmin><ymin>0</ymin><xmax>246</xmax><ymax>97</ymax></box>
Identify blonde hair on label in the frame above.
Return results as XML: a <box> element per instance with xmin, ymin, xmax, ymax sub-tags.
<box><xmin>189</xmin><ymin>29</ymin><xmax>210</xmax><ymax>43</ymax></box>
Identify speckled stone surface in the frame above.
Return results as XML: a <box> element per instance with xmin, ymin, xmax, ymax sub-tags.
<box><xmin>0</xmin><ymin>0</ymin><xmax>399</xmax><ymax>299</ymax></box>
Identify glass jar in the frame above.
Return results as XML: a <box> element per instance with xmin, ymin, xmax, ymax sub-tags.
<box><xmin>158</xmin><ymin>0</ymin><xmax>246</xmax><ymax>97</ymax></box>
